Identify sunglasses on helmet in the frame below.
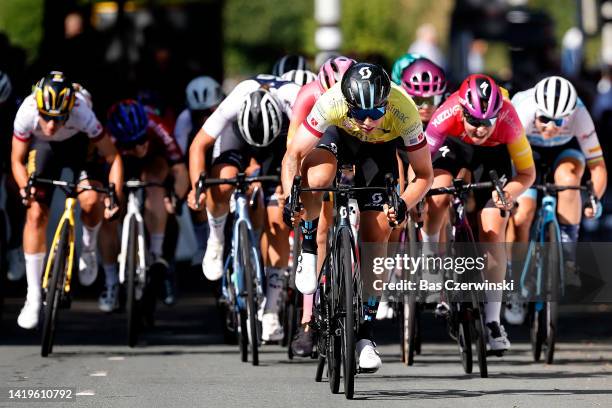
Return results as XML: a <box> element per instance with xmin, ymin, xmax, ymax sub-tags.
<box><xmin>347</xmin><ymin>105</ymin><xmax>386</xmax><ymax>121</ymax></box>
<box><xmin>537</xmin><ymin>115</ymin><xmax>564</xmax><ymax>127</ymax></box>
<box><xmin>462</xmin><ymin>109</ymin><xmax>497</xmax><ymax>128</ymax></box>
<box><xmin>39</xmin><ymin>112</ymin><xmax>68</xmax><ymax>123</ymax></box>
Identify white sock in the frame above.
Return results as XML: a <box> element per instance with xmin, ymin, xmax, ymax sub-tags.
<box><xmin>149</xmin><ymin>233</ymin><xmax>164</xmax><ymax>258</ymax></box>
<box><xmin>103</xmin><ymin>263</ymin><xmax>119</xmax><ymax>287</ymax></box>
<box><xmin>25</xmin><ymin>253</ymin><xmax>45</xmax><ymax>303</ymax></box>
<box><xmin>207</xmin><ymin>210</ymin><xmax>228</xmax><ymax>244</ymax></box>
<box><xmin>485</xmin><ymin>290</ymin><xmax>503</xmax><ymax>324</ymax></box>
<box><xmin>421</xmin><ymin>230</ymin><xmax>440</xmax><ymax>243</ymax></box>
<box><xmin>264</xmin><ymin>267</ymin><xmax>284</xmax><ymax>313</ymax></box>
<box><xmin>82</xmin><ymin>222</ymin><xmax>102</xmax><ymax>251</ymax></box>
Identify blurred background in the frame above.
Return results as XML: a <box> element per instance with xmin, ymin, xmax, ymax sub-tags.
<box><xmin>1</xmin><ymin>0</ymin><xmax>612</xmax><ymax>238</ymax></box>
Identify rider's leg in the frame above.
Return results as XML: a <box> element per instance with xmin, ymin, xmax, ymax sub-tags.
<box><xmin>76</xmin><ymin>178</ymin><xmax>105</xmax><ymax>286</ymax></box>
<box><xmin>98</xmin><ymin>219</ymin><xmax>120</xmax><ymax>311</ymax></box>
<box><xmin>422</xmin><ymin>169</ymin><xmax>453</xmax><ymax>243</ymax></box>
<box><xmin>294</xmin><ymin>148</ymin><xmax>336</xmax><ymax>295</ymax></box>
<box><xmin>142</xmin><ymin>157</ymin><xmax>170</xmax><ymax>259</ymax></box>
<box><xmin>554</xmin><ymin>155</ymin><xmax>585</xmax><ymax>286</ymax></box>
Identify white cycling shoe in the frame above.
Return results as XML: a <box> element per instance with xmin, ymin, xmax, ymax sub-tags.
<box><xmin>261</xmin><ymin>312</ymin><xmax>284</xmax><ymax>342</ymax></box>
<box><xmin>504</xmin><ymin>293</ymin><xmax>527</xmax><ymax>325</ymax></box>
<box><xmin>375</xmin><ymin>301</ymin><xmax>394</xmax><ymax>320</ymax></box>
<box><xmin>202</xmin><ymin>239</ymin><xmax>224</xmax><ymax>281</ymax></box>
<box><xmin>295</xmin><ymin>252</ymin><xmax>317</xmax><ymax>295</ymax></box>
<box><xmin>78</xmin><ymin>248</ymin><xmax>98</xmax><ymax>286</ymax></box>
<box><xmin>356</xmin><ymin>339</ymin><xmax>382</xmax><ymax>373</ymax></box>
<box><xmin>17</xmin><ymin>298</ymin><xmax>40</xmax><ymax>330</ymax></box>
<box><xmin>98</xmin><ymin>284</ymin><xmax>120</xmax><ymax>313</ymax></box>
<box><xmin>486</xmin><ymin>321</ymin><xmax>511</xmax><ymax>352</ymax></box>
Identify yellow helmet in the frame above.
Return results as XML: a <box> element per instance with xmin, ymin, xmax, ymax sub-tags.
<box><xmin>34</xmin><ymin>71</ymin><xmax>76</xmax><ymax>117</ymax></box>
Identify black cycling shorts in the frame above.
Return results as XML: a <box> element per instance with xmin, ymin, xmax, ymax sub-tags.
<box><xmin>316</xmin><ymin>126</ymin><xmax>399</xmax><ymax>212</ymax></box>
<box><xmin>432</xmin><ymin>137</ymin><xmax>512</xmax><ymax>210</ymax></box>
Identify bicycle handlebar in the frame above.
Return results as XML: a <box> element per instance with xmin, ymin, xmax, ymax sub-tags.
<box><xmin>194</xmin><ymin>172</ymin><xmax>280</xmax><ymax>210</ymax></box>
<box><xmin>24</xmin><ymin>175</ymin><xmax>117</xmax><ymax>210</ymax></box>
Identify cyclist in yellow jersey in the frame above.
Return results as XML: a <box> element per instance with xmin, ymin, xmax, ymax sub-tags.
<box><xmin>281</xmin><ymin>62</ymin><xmax>434</xmax><ymax>372</ymax></box>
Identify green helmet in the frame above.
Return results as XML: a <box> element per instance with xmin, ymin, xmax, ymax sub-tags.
<box><xmin>391</xmin><ymin>53</ymin><xmax>422</xmax><ymax>85</ymax></box>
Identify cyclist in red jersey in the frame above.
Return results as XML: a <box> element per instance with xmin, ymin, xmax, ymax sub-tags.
<box><xmin>423</xmin><ymin>74</ymin><xmax>535</xmax><ymax>352</ymax></box>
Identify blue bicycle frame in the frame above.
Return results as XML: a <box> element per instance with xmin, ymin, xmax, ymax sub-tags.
<box><xmin>221</xmin><ymin>189</ymin><xmax>266</xmax><ymax>312</ymax></box>
<box><xmin>519</xmin><ymin>194</ymin><xmax>564</xmax><ymax>300</ymax></box>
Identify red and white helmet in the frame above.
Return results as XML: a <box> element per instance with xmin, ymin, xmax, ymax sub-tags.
<box><xmin>458</xmin><ymin>74</ymin><xmax>503</xmax><ymax>119</ymax></box>
<box><xmin>317</xmin><ymin>56</ymin><xmax>356</xmax><ymax>93</ymax></box>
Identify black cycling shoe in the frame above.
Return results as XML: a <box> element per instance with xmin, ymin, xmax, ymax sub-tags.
<box><xmin>162</xmin><ymin>277</ymin><xmax>176</xmax><ymax>306</ymax></box>
<box><xmin>291</xmin><ymin>324</ymin><xmax>314</xmax><ymax>357</ymax></box>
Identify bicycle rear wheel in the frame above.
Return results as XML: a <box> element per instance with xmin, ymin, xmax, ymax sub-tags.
<box><xmin>339</xmin><ymin>228</ymin><xmax>356</xmax><ymax>399</ymax></box>
<box><xmin>327</xmin><ymin>253</ymin><xmax>341</xmax><ymax>394</ymax></box>
<box><xmin>41</xmin><ymin>222</ymin><xmax>69</xmax><ymax>357</ymax></box>
<box><xmin>125</xmin><ymin>217</ymin><xmax>140</xmax><ymax>348</ymax></box>
<box><xmin>545</xmin><ymin>222</ymin><xmax>560</xmax><ymax>364</ymax></box>
<box><xmin>239</xmin><ymin>223</ymin><xmax>259</xmax><ymax>366</ymax></box>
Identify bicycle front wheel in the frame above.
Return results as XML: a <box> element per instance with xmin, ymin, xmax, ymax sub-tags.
<box><xmin>125</xmin><ymin>217</ymin><xmax>140</xmax><ymax>348</ymax></box>
<box><xmin>239</xmin><ymin>223</ymin><xmax>259</xmax><ymax>366</ymax></box>
<box><xmin>545</xmin><ymin>222</ymin><xmax>560</xmax><ymax>364</ymax></box>
<box><xmin>41</xmin><ymin>222</ymin><xmax>69</xmax><ymax>357</ymax></box>
<box><xmin>338</xmin><ymin>228</ymin><xmax>356</xmax><ymax>399</ymax></box>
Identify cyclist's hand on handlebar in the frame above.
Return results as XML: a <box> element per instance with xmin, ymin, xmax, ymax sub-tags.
<box><xmin>19</xmin><ymin>185</ymin><xmax>37</xmax><ymax>207</ymax></box>
<box><xmin>104</xmin><ymin>196</ymin><xmax>120</xmax><ymax>220</ymax></box>
<box><xmin>492</xmin><ymin>189</ymin><xmax>514</xmax><ymax>211</ymax></box>
<box><xmin>275</xmin><ymin>186</ymin><xmax>286</xmax><ymax>208</ymax></box>
<box><xmin>383</xmin><ymin>195</ymin><xmax>408</xmax><ymax>227</ymax></box>
<box><xmin>584</xmin><ymin>199</ymin><xmax>603</xmax><ymax>219</ymax></box>
<box><xmin>283</xmin><ymin>195</ymin><xmax>304</xmax><ymax>228</ymax></box>
<box><xmin>187</xmin><ymin>187</ymin><xmax>206</xmax><ymax>211</ymax></box>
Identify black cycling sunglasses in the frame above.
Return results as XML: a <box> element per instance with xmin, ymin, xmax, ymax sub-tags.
<box><xmin>537</xmin><ymin>115</ymin><xmax>564</xmax><ymax>127</ymax></box>
<box><xmin>117</xmin><ymin>138</ymin><xmax>148</xmax><ymax>150</ymax></box>
<box><xmin>462</xmin><ymin>109</ymin><xmax>497</xmax><ymax>128</ymax></box>
<box><xmin>39</xmin><ymin>112</ymin><xmax>68</xmax><ymax>123</ymax></box>
<box><xmin>347</xmin><ymin>104</ymin><xmax>387</xmax><ymax>121</ymax></box>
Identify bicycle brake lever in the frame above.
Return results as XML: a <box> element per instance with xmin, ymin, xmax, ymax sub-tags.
<box><xmin>385</xmin><ymin>173</ymin><xmax>398</xmax><ymax>227</ymax></box>
<box><xmin>195</xmin><ymin>172</ymin><xmax>206</xmax><ymax>210</ymax></box>
<box><xmin>489</xmin><ymin>170</ymin><xmax>508</xmax><ymax>217</ymax></box>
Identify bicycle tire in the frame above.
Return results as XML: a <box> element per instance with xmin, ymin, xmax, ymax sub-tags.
<box><xmin>472</xmin><ymin>301</ymin><xmax>488</xmax><ymax>378</ymax></box>
<box><xmin>458</xmin><ymin>316</ymin><xmax>473</xmax><ymax>374</ymax></box>
<box><xmin>531</xmin><ymin>302</ymin><xmax>545</xmax><ymax>362</ymax></box>
<box><xmin>402</xmin><ymin>295</ymin><xmax>418</xmax><ymax>366</ymax></box>
<box><xmin>239</xmin><ymin>308</ymin><xmax>249</xmax><ymax>362</ymax></box>
<box><xmin>0</xmin><ymin>209</ymin><xmax>6</xmax><ymax>322</ymax></box>
<box><xmin>327</xmin><ymin>252</ymin><xmax>341</xmax><ymax>394</ymax></box>
<box><xmin>240</xmin><ymin>223</ymin><xmax>259</xmax><ymax>366</ymax></box>
<box><xmin>339</xmin><ymin>228</ymin><xmax>356</xmax><ymax>399</ymax></box>
<box><xmin>545</xmin><ymin>222</ymin><xmax>560</xmax><ymax>364</ymax></box>
<box><xmin>41</xmin><ymin>222</ymin><xmax>69</xmax><ymax>357</ymax></box>
<box><xmin>315</xmin><ymin>355</ymin><xmax>326</xmax><ymax>382</ymax></box>
<box><xmin>126</xmin><ymin>217</ymin><xmax>140</xmax><ymax>348</ymax></box>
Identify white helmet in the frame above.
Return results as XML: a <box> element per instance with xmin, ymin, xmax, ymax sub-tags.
<box><xmin>186</xmin><ymin>76</ymin><xmax>223</xmax><ymax>110</ymax></box>
<box><xmin>534</xmin><ymin>76</ymin><xmax>577</xmax><ymax>118</ymax></box>
<box><xmin>0</xmin><ymin>70</ymin><xmax>12</xmax><ymax>104</ymax></box>
<box><xmin>281</xmin><ymin>69</ymin><xmax>317</xmax><ymax>86</ymax></box>
<box><xmin>237</xmin><ymin>89</ymin><xmax>283</xmax><ymax>147</ymax></box>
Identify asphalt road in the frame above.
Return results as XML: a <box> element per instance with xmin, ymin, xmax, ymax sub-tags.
<box><xmin>1</xmin><ymin>270</ymin><xmax>612</xmax><ymax>408</ymax></box>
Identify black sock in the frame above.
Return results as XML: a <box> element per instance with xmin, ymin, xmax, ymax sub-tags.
<box><xmin>301</xmin><ymin>218</ymin><xmax>319</xmax><ymax>254</ymax></box>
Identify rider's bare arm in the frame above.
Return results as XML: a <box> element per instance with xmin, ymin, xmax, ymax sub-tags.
<box><xmin>188</xmin><ymin>127</ymin><xmax>216</xmax><ymax>186</ymax></box>
<box><xmin>281</xmin><ymin>123</ymin><xmax>320</xmax><ymax>197</ymax></box>
<box><xmin>11</xmin><ymin>136</ymin><xmax>30</xmax><ymax>190</ymax></box>
<box><xmin>95</xmin><ymin>133</ymin><xmax>124</xmax><ymax>201</ymax></box>
<box><xmin>401</xmin><ymin>144</ymin><xmax>433</xmax><ymax>209</ymax></box>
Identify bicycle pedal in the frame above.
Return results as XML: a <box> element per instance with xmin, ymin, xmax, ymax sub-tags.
<box><xmin>357</xmin><ymin>366</ymin><xmax>377</xmax><ymax>374</ymax></box>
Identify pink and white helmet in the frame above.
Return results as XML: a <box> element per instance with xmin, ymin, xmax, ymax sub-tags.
<box><xmin>317</xmin><ymin>56</ymin><xmax>356</xmax><ymax>93</ymax></box>
<box><xmin>458</xmin><ymin>74</ymin><xmax>503</xmax><ymax>119</ymax></box>
<box><xmin>400</xmin><ymin>58</ymin><xmax>447</xmax><ymax>97</ymax></box>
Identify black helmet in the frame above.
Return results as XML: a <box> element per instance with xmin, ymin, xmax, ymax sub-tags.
<box><xmin>34</xmin><ymin>71</ymin><xmax>76</xmax><ymax>117</ymax></box>
<box><xmin>341</xmin><ymin>63</ymin><xmax>391</xmax><ymax>109</ymax></box>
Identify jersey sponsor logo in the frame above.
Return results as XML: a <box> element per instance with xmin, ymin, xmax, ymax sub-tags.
<box><xmin>439</xmin><ymin>145</ymin><xmax>451</xmax><ymax>158</ymax></box>
<box><xmin>310</xmin><ymin>117</ymin><xmax>318</xmax><ymax>127</ymax></box>
<box><xmin>388</xmin><ymin>104</ymin><xmax>407</xmax><ymax>123</ymax></box>
<box><xmin>359</xmin><ymin>67</ymin><xmax>372</xmax><ymax>80</ymax></box>
<box><xmin>371</xmin><ymin>193</ymin><xmax>383</xmax><ymax>204</ymax></box>
<box><xmin>588</xmin><ymin>146</ymin><xmax>602</xmax><ymax>153</ymax></box>
<box><xmin>580</xmin><ymin>130</ymin><xmax>595</xmax><ymax>140</ymax></box>
<box><xmin>431</xmin><ymin>105</ymin><xmax>461</xmax><ymax>127</ymax></box>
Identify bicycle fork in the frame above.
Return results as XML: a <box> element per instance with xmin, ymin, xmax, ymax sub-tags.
<box><xmin>42</xmin><ymin>198</ymin><xmax>76</xmax><ymax>293</ymax></box>
<box><xmin>119</xmin><ymin>195</ymin><xmax>147</xmax><ymax>297</ymax></box>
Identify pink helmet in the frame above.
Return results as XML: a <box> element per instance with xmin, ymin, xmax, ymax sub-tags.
<box><xmin>401</xmin><ymin>58</ymin><xmax>447</xmax><ymax>97</ymax></box>
<box><xmin>317</xmin><ymin>56</ymin><xmax>356</xmax><ymax>93</ymax></box>
<box><xmin>458</xmin><ymin>74</ymin><xmax>503</xmax><ymax>119</ymax></box>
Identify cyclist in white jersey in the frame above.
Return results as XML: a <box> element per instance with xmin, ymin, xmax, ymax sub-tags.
<box><xmin>506</xmin><ymin>76</ymin><xmax>607</xmax><ymax>323</ymax></box>
<box><xmin>11</xmin><ymin>71</ymin><xmax>123</xmax><ymax>329</ymax></box>
<box><xmin>188</xmin><ymin>75</ymin><xmax>300</xmax><ymax>342</ymax></box>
